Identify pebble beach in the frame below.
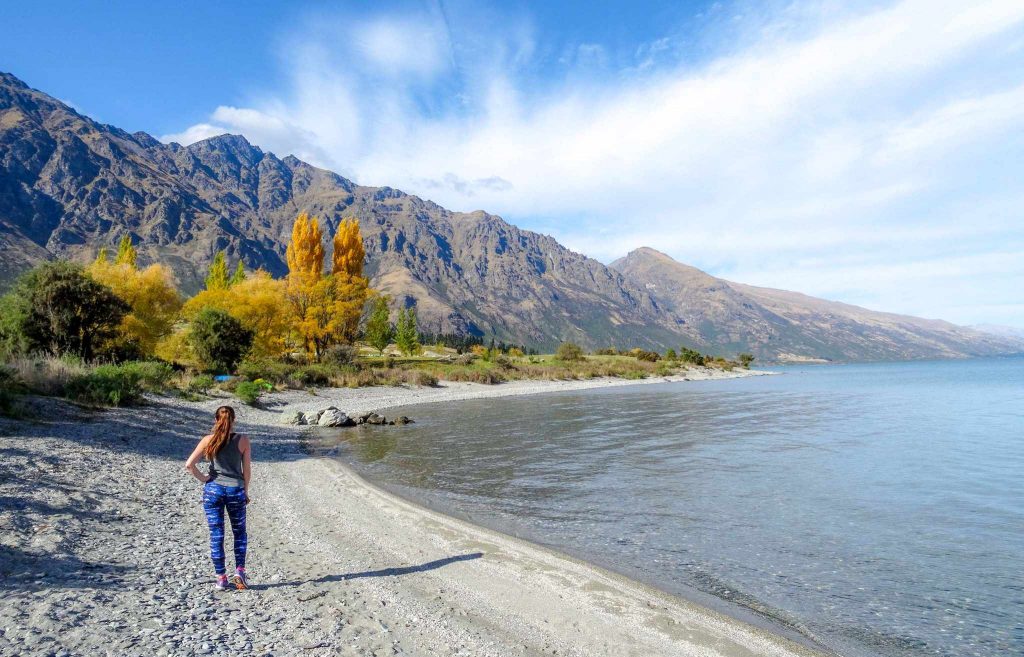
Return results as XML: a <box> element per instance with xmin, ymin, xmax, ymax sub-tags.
<box><xmin>0</xmin><ymin>368</ymin><xmax>829</xmax><ymax>657</ymax></box>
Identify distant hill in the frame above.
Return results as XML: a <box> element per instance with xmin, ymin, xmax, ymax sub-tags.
<box><xmin>610</xmin><ymin>247</ymin><xmax>1024</xmax><ymax>362</ymax></box>
<box><xmin>970</xmin><ymin>324</ymin><xmax>1024</xmax><ymax>341</ymax></box>
<box><xmin>1</xmin><ymin>70</ymin><xmax>1020</xmax><ymax>360</ymax></box>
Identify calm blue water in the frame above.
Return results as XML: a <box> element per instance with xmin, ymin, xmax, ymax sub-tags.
<box><xmin>323</xmin><ymin>358</ymin><xmax>1024</xmax><ymax>657</ymax></box>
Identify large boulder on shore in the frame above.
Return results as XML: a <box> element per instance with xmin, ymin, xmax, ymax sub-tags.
<box><xmin>391</xmin><ymin>416</ymin><xmax>413</xmax><ymax>425</ymax></box>
<box><xmin>317</xmin><ymin>408</ymin><xmax>353</xmax><ymax>427</ymax></box>
<box><xmin>350</xmin><ymin>411</ymin><xmax>372</xmax><ymax>425</ymax></box>
<box><xmin>280</xmin><ymin>410</ymin><xmax>306</xmax><ymax>425</ymax></box>
<box><xmin>366</xmin><ymin>413</ymin><xmax>386</xmax><ymax>425</ymax></box>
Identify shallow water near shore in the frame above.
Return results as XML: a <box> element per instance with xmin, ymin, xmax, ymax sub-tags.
<box><xmin>322</xmin><ymin>358</ymin><xmax>1024</xmax><ymax>657</ymax></box>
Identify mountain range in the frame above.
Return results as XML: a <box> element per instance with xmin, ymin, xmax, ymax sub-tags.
<box><xmin>1</xmin><ymin>71</ymin><xmax>1020</xmax><ymax>361</ymax></box>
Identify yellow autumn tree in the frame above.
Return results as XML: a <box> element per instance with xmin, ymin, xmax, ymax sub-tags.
<box><xmin>182</xmin><ymin>270</ymin><xmax>290</xmax><ymax>359</ymax></box>
<box><xmin>286</xmin><ymin>212</ymin><xmax>325</xmax><ymax>287</ymax></box>
<box><xmin>223</xmin><ymin>271</ymin><xmax>291</xmax><ymax>358</ymax></box>
<box><xmin>283</xmin><ymin>213</ymin><xmax>371</xmax><ymax>359</ymax></box>
<box><xmin>89</xmin><ymin>258</ymin><xmax>182</xmax><ymax>356</ymax></box>
<box><xmin>285</xmin><ymin>213</ymin><xmax>325</xmax><ymax>357</ymax></box>
<box><xmin>332</xmin><ymin>218</ymin><xmax>365</xmax><ymax>278</ymax></box>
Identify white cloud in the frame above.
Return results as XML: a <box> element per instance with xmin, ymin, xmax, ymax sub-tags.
<box><xmin>165</xmin><ymin>0</ymin><xmax>1024</xmax><ymax>326</ymax></box>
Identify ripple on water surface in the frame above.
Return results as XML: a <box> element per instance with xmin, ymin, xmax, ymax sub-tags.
<box><xmin>323</xmin><ymin>358</ymin><xmax>1024</xmax><ymax>657</ymax></box>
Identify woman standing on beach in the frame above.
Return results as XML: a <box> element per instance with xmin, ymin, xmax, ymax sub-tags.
<box><xmin>184</xmin><ymin>405</ymin><xmax>252</xmax><ymax>591</ymax></box>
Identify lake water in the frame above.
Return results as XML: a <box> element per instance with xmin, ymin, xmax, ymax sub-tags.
<box><xmin>321</xmin><ymin>358</ymin><xmax>1024</xmax><ymax>657</ymax></box>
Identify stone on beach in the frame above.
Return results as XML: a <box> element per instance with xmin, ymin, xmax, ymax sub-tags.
<box><xmin>366</xmin><ymin>413</ymin><xmax>386</xmax><ymax>425</ymax></box>
<box><xmin>317</xmin><ymin>408</ymin><xmax>352</xmax><ymax>427</ymax></box>
<box><xmin>280</xmin><ymin>410</ymin><xmax>306</xmax><ymax>425</ymax></box>
<box><xmin>350</xmin><ymin>411</ymin><xmax>372</xmax><ymax>424</ymax></box>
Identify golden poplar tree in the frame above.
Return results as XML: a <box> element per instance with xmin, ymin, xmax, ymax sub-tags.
<box><xmin>285</xmin><ymin>212</ymin><xmax>326</xmax><ymax>357</ymax></box>
<box><xmin>329</xmin><ymin>217</ymin><xmax>370</xmax><ymax>346</ymax></box>
<box><xmin>331</xmin><ymin>218</ymin><xmax>365</xmax><ymax>277</ymax></box>
<box><xmin>283</xmin><ymin>213</ymin><xmax>372</xmax><ymax>359</ymax></box>
<box><xmin>286</xmin><ymin>213</ymin><xmax>325</xmax><ymax>286</ymax></box>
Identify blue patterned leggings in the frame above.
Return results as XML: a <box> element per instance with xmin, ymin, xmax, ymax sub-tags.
<box><xmin>202</xmin><ymin>481</ymin><xmax>247</xmax><ymax>575</ymax></box>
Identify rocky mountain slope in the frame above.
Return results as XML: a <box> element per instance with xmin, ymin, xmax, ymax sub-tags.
<box><xmin>610</xmin><ymin>247</ymin><xmax>1022</xmax><ymax>361</ymax></box>
<box><xmin>1</xmin><ymin>70</ymin><xmax>1019</xmax><ymax>359</ymax></box>
<box><xmin>0</xmin><ymin>71</ymin><xmax>684</xmax><ymax>350</ymax></box>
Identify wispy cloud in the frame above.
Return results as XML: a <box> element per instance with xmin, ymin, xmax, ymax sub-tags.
<box><xmin>162</xmin><ymin>0</ymin><xmax>1024</xmax><ymax>326</ymax></box>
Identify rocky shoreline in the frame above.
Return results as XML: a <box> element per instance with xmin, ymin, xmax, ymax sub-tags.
<box><xmin>1</xmin><ymin>369</ymin><xmax>829</xmax><ymax>657</ymax></box>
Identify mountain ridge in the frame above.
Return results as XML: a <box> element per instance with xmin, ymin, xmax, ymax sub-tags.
<box><xmin>1</xmin><ymin>71</ymin><xmax>1020</xmax><ymax>360</ymax></box>
<box><xmin>0</xmin><ymin>71</ymin><xmax>685</xmax><ymax>350</ymax></box>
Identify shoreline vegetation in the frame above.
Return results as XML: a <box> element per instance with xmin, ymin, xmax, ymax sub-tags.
<box><xmin>0</xmin><ymin>371</ymin><xmax>835</xmax><ymax>657</ymax></box>
<box><xmin>0</xmin><ymin>212</ymin><xmax>755</xmax><ymax>417</ymax></box>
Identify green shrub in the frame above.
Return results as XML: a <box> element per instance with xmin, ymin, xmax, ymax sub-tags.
<box><xmin>291</xmin><ymin>364</ymin><xmax>334</xmax><ymax>387</ymax></box>
<box><xmin>188</xmin><ymin>374</ymin><xmax>215</xmax><ymax>395</ymax></box>
<box><xmin>118</xmin><ymin>361</ymin><xmax>175</xmax><ymax>390</ymax></box>
<box><xmin>66</xmin><ymin>364</ymin><xmax>145</xmax><ymax>406</ymax></box>
<box><xmin>622</xmin><ymin>370</ymin><xmax>648</xmax><ymax>380</ymax></box>
<box><xmin>237</xmin><ymin>358</ymin><xmax>294</xmax><ymax>384</ymax></box>
<box><xmin>322</xmin><ymin>344</ymin><xmax>359</xmax><ymax>366</ymax></box>
<box><xmin>410</xmin><ymin>370</ymin><xmax>439</xmax><ymax>387</ymax></box>
<box><xmin>0</xmin><ymin>365</ymin><xmax>21</xmax><ymax>416</ymax></box>
<box><xmin>494</xmin><ymin>354</ymin><xmax>515</xmax><ymax>369</ymax></box>
<box><xmin>234</xmin><ymin>381</ymin><xmax>262</xmax><ymax>405</ymax></box>
<box><xmin>738</xmin><ymin>353</ymin><xmax>755</xmax><ymax>368</ymax></box>
<box><xmin>189</xmin><ymin>308</ymin><xmax>253</xmax><ymax>373</ymax></box>
<box><xmin>630</xmin><ymin>348</ymin><xmax>661</xmax><ymax>362</ymax></box>
<box><xmin>665</xmin><ymin>348</ymin><xmax>678</xmax><ymax>360</ymax></box>
<box><xmin>555</xmin><ymin>342</ymin><xmax>584</xmax><ymax>362</ymax></box>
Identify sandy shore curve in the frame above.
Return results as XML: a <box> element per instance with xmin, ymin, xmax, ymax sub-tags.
<box><xmin>1</xmin><ymin>369</ymin><xmax>834</xmax><ymax>657</ymax></box>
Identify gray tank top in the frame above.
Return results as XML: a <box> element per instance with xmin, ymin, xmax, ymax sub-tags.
<box><xmin>208</xmin><ymin>433</ymin><xmax>245</xmax><ymax>488</ymax></box>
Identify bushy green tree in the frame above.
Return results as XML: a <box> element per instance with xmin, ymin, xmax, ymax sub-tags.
<box><xmin>678</xmin><ymin>347</ymin><xmax>706</xmax><ymax>366</ymax></box>
<box><xmin>0</xmin><ymin>293</ymin><xmax>29</xmax><ymax>359</ymax></box>
<box><xmin>665</xmin><ymin>348</ymin><xmax>678</xmax><ymax>360</ymax></box>
<box><xmin>365</xmin><ymin>296</ymin><xmax>394</xmax><ymax>355</ymax></box>
<box><xmin>738</xmin><ymin>353</ymin><xmax>755</xmax><ymax>368</ymax></box>
<box><xmin>9</xmin><ymin>262</ymin><xmax>128</xmax><ymax>360</ymax></box>
<box><xmin>556</xmin><ymin>342</ymin><xmax>584</xmax><ymax>361</ymax></box>
<box><xmin>395</xmin><ymin>307</ymin><xmax>420</xmax><ymax>356</ymax></box>
<box><xmin>189</xmin><ymin>308</ymin><xmax>254</xmax><ymax>373</ymax></box>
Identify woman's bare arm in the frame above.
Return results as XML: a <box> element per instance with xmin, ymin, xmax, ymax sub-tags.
<box><xmin>184</xmin><ymin>435</ymin><xmax>212</xmax><ymax>483</ymax></box>
<box><xmin>239</xmin><ymin>435</ymin><xmax>252</xmax><ymax>502</ymax></box>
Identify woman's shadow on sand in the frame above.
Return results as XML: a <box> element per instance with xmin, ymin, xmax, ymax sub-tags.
<box><xmin>249</xmin><ymin>552</ymin><xmax>484</xmax><ymax>591</ymax></box>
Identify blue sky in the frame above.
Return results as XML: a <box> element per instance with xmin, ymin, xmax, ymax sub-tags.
<box><xmin>3</xmin><ymin>1</ymin><xmax>1024</xmax><ymax>327</ymax></box>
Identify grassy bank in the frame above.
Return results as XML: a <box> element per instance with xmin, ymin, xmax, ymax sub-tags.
<box><xmin>0</xmin><ymin>348</ymin><xmax>747</xmax><ymax>415</ymax></box>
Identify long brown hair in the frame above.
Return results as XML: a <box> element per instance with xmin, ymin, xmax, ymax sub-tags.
<box><xmin>205</xmin><ymin>406</ymin><xmax>236</xmax><ymax>460</ymax></box>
